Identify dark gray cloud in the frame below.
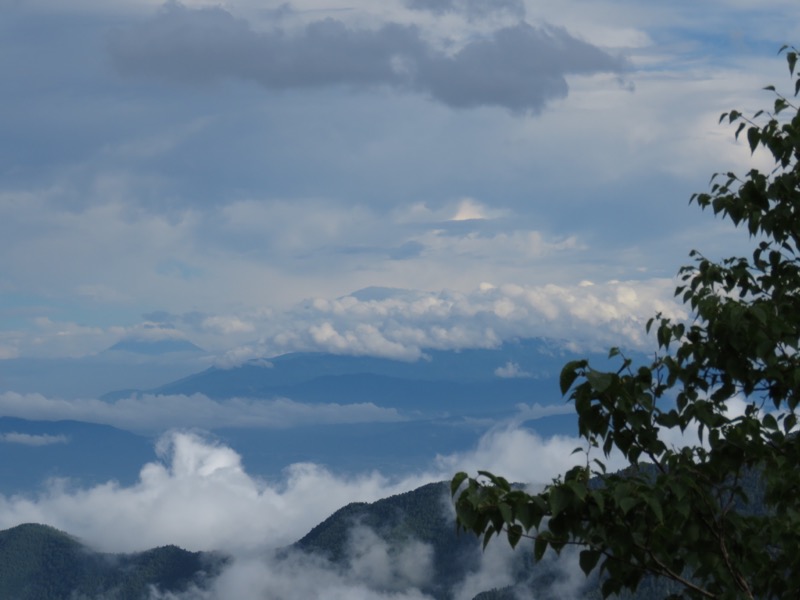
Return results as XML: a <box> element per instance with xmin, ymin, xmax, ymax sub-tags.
<box><xmin>404</xmin><ymin>0</ymin><xmax>526</xmax><ymax>20</ymax></box>
<box><xmin>416</xmin><ymin>23</ymin><xmax>624</xmax><ymax>113</ymax></box>
<box><xmin>109</xmin><ymin>2</ymin><xmax>625</xmax><ymax>113</ymax></box>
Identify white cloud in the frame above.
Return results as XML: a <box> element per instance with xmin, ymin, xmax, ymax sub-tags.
<box><xmin>346</xmin><ymin>525</ymin><xmax>435</xmax><ymax>591</ymax></box>
<box><xmin>451</xmin><ymin>197</ymin><xmax>491</xmax><ymax>221</ymax></box>
<box><xmin>450</xmin><ymin>540</ymin><xmax>520</xmax><ymax>600</ymax></box>
<box><xmin>494</xmin><ymin>361</ymin><xmax>532</xmax><ymax>378</ymax></box>
<box><xmin>0</xmin><ymin>430</ymin><xmax>432</xmax><ymax>554</ymax></box>
<box><xmin>0</xmin><ymin>408</ymin><xmax>639</xmax><ymax>599</ymax></box>
<box><xmin>0</xmin><ymin>416</ymin><xmax>607</xmax><ymax>552</ymax></box>
<box><xmin>3</xmin><ymin>0</ymin><xmax>797</xmax><ymax>366</ymax></box>
<box><xmin>152</xmin><ymin>548</ymin><xmax>438</xmax><ymax>600</ymax></box>
<box><xmin>0</xmin><ymin>392</ymin><xmax>402</xmax><ymax>433</ymax></box>
<box><xmin>251</xmin><ymin>278</ymin><xmax>684</xmax><ymax>361</ymax></box>
<box><xmin>434</xmin><ymin>424</ymin><xmax>625</xmax><ymax>486</ymax></box>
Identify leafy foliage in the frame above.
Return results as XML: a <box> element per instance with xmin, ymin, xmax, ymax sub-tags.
<box><xmin>452</xmin><ymin>47</ymin><xmax>800</xmax><ymax>600</ymax></box>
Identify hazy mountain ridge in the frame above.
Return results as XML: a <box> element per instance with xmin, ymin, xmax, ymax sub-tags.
<box><xmin>0</xmin><ymin>523</ymin><xmax>224</xmax><ymax>600</ymax></box>
<box><xmin>290</xmin><ymin>480</ymin><xmax>686</xmax><ymax>599</ymax></box>
<box><xmin>109</xmin><ymin>338</ymin><xmax>626</xmax><ymax>416</ymax></box>
<box><xmin>107</xmin><ymin>338</ymin><xmax>206</xmax><ymax>356</ymax></box>
<box><xmin>0</xmin><ymin>417</ymin><xmax>154</xmax><ymax>493</ymax></box>
<box><xmin>1</xmin><ymin>338</ymin><xmax>616</xmax><ymax>495</ymax></box>
<box><xmin>2</xmin><ymin>480</ymin><xmax>681</xmax><ymax>599</ymax></box>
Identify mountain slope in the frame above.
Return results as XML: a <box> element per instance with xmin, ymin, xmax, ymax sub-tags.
<box><xmin>293</xmin><ymin>481</ymin><xmax>484</xmax><ymax>597</ymax></box>
<box><xmin>0</xmin><ymin>523</ymin><xmax>224</xmax><ymax>600</ymax></box>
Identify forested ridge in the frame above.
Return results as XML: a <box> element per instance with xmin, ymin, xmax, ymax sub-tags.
<box><xmin>0</xmin><ymin>523</ymin><xmax>225</xmax><ymax>600</ymax></box>
<box><xmin>1</xmin><ymin>469</ymin><xmax>770</xmax><ymax>599</ymax></box>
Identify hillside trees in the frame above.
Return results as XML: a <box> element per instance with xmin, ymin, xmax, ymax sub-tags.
<box><xmin>451</xmin><ymin>47</ymin><xmax>800</xmax><ymax>599</ymax></box>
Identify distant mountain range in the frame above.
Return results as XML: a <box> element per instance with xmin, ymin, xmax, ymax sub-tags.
<box><xmin>105</xmin><ymin>338</ymin><xmax>625</xmax><ymax>418</ymax></box>
<box><xmin>106</xmin><ymin>338</ymin><xmax>206</xmax><ymax>355</ymax></box>
<box><xmin>0</xmin><ymin>417</ymin><xmax>154</xmax><ymax>493</ymax></box>
<box><xmin>1</xmin><ymin>338</ymin><xmax>635</xmax><ymax>494</ymax></box>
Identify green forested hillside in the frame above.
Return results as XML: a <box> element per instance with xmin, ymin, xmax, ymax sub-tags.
<box><xmin>292</xmin><ymin>482</ymin><xmax>582</xmax><ymax>599</ymax></box>
<box><xmin>293</xmin><ymin>481</ymin><xmax>700</xmax><ymax>599</ymax></box>
<box><xmin>295</xmin><ymin>481</ymin><xmax>484</xmax><ymax>597</ymax></box>
<box><xmin>0</xmin><ymin>523</ymin><xmax>224</xmax><ymax>600</ymax></box>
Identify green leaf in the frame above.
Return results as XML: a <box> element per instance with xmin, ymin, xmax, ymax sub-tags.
<box><xmin>566</xmin><ymin>480</ymin><xmax>588</xmax><ymax>501</ymax></box>
<box><xmin>619</xmin><ymin>496</ymin><xmax>638</xmax><ymax>515</ymax></box>
<box><xmin>498</xmin><ymin>502</ymin><xmax>513</xmax><ymax>524</ymax></box>
<box><xmin>507</xmin><ymin>524</ymin><xmax>523</xmax><ymax>549</ymax></box>
<box><xmin>549</xmin><ymin>487</ymin><xmax>569</xmax><ymax>517</ymax></box>
<box><xmin>579</xmin><ymin>549</ymin><xmax>601</xmax><ymax>576</ymax></box>
<box><xmin>747</xmin><ymin>127</ymin><xmax>760</xmax><ymax>153</ymax></box>
<box><xmin>763</xmin><ymin>413</ymin><xmax>778</xmax><ymax>431</ymax></box>
<box><xmin>645</xmin><ymin>495</ymin><xmax>664</xmax><ymax>523</ymax></box>
<box><xmin>515</xmin><ymin>499</ymin><xmax>534</xmax><ymax>530</ymax></box>
<box><xmin>534</xmin><ymin>535</ymin><xmax>549</xmax><ymax>561</ymax></box>
<box><xmin>586</xmin><ymin>370</ymin><xmax>614</xmax><ymax>393</ymax></box>
<box><xmin>478</xmin><ymin>471</ymin><xmax>511</xmax><ymax>491</ymax></box>
<box><xmin>482</xmin><ymin>528</ymin><xmax>494</xmax><ymax>550</ymax></box>
<box><xmin>451</xmin><ymin>472</ymin><xmax>468</xmax><ymax>497</ymax></box>
<box><xmin>560</xmin><ymin>361</ymin><xmax>584</xmax><ymax>395</ymax></box>
<box><xmin>784</xmin><ymin>413</ymin><xmax>797</xmax><ymax>433</ymax></box>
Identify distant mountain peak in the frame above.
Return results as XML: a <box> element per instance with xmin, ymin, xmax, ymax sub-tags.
<box><xmin>346</xmin><ymin>286</ymin><xmax>426</xmax><ymax>302</ymax></box>
<box><xmin>107</xmin><ymin>338</ymin><xmax>205</xmax><ymax>355</ymax></box>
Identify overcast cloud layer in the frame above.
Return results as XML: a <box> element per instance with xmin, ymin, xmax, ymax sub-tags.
<box><xmin>109</xmin><ymin>3</ymin><xmax>625</xmax><ymax>113</ymax></box>
<box><xmin>2</xmin><ymin>0</ymin><xmax>799</xmax><ymax>363</ymax></box>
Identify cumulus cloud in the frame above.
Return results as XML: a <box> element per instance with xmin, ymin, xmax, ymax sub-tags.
<box><xmin>0</xmin><ymin>431</ymin><xmax>420</xmax><ymax>554</ymax></box>
<box><xmin>0</xmin><ymin>419</ymin><xmax>604</xmax><ymax>552</ymax></box>
<box><xmin>0</xmin><ymin>392</ymin><xmax>402</xmax><ymax>433</ymax></box>
<box><xmin>215</xmin><ymin>278</ymin><xmax>685</xmax><ymax>365</ymax></box>
<box><xmin>0</xmin><ymin>415</ymin><xmax>630</xmax><ymax>598</ymax></box>
<box><xmin>434</xmin><ymin>423</ymin><xmax>625</xmax><ymax>485</ymax></box>
<box><xmin>109</xmin><ymin>2</ymin><xmax>625</xmax><ymax>113</ymax></box>
<box><xmin>494</xmin><ymin>361</ymin><xmax>532</xmax><ymax>378</ymax></box>
<box><xmin>9</xmin><ymin>275</ymin><xmax>681</xmax><ymax>365</ymax></box>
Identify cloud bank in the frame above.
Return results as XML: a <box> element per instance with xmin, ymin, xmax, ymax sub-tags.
<box><xmin>0</xmin><ymin>425</ymin><xmax>603</xmax><ymax>554</ymax></box>
<box><xmin>212</xmin><ymin>278</ymin><xmax>686</xmax><ymax>365</ymax></box>
<box><xmin>109</xmin><ymin>2</ymin><xmax>625</xmax><ymax>113</ymax></box>
<box><xmin>0</xmin><ymin>392</ymin><xmax>401</xmax><ymax>433</ymax></box>
<box><xmin>0</xmin><ymin>423</ymin><xmax>620</xmax><ymax>599</ymax></box>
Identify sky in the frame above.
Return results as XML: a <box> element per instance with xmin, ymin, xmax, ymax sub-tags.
<box><xmin>3</xmin><ymin>5</ymin><xmax>797</xmax><ymax>594</ymax></box>
<box><xmin>2</xmin><ymin>0</ymin><xmax>799</xmax><ymax>364</ymax></box>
